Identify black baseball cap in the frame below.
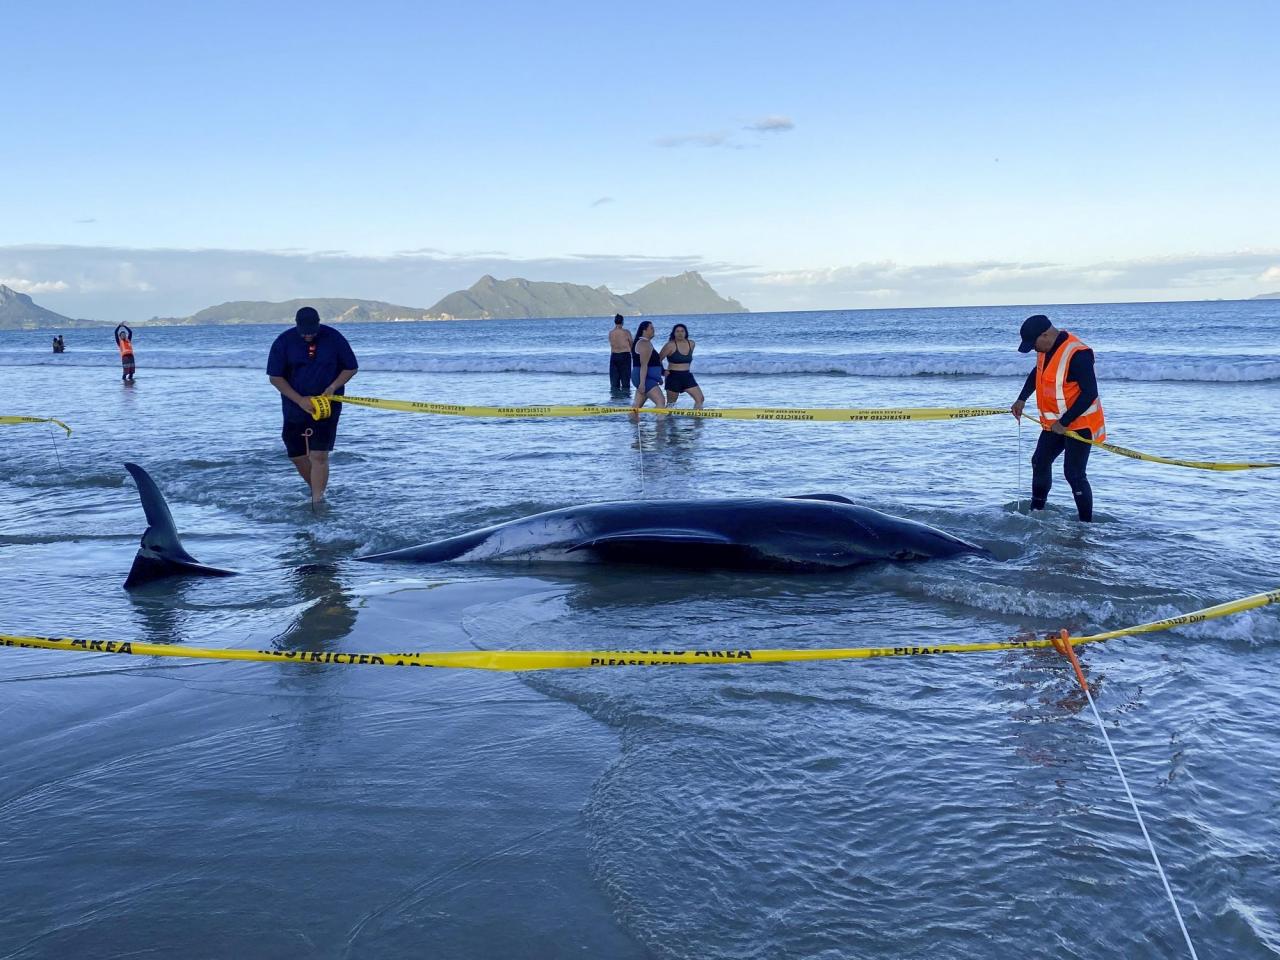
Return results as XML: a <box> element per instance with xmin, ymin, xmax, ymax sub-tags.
<box><xmin>1017</xmin><ymin>314</ymin><xmax>1051</xmax><ymax>353</ymax></box>
<box><xmin>295</xmin><ymin>306</ymin><xmax>321</xmax><ymax>335</ymax></box>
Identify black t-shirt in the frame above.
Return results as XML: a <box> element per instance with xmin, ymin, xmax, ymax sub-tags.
<box><xmin>266</xmin><ymin>325</ymin><xmax>359</xmax><ymax>422</ymax></box>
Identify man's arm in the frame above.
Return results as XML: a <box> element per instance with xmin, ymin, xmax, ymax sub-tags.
<box><xmin>269</xmin><ymin>375</ymin><xmax>315</xmax><ymax>416</ymax></box>
<box><xmin>1011</xmin><ymin>368</ymin><xmax>1036</xmax><ymax>419</ymax></box>
<box><xmin>323</xmin><ymin>335</ymin><xmax>359</xmax><ymax>395</ymax></box>
<box><xmin>323</xmin><ymin>368</ymin><xmax>357</xmax><ymax>396</ymax></box>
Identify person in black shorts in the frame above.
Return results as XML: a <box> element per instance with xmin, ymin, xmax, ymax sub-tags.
<box><xmin>266</xmin><ymin>306</ymin><xmax>359</xmax><ymax>503</ymax></box>
<box><xmin>608</xmin><ymin>314</ymin><xmax>632</xmax><ymax>396</ymax></box>
<box><xmin>659</xmin><ymin>323</ymin><xmax>704</xmax><ymax>408</ymax></box>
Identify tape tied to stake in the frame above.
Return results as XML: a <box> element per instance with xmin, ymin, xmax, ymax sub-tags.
<box><xmin>4</xmin><ymin>587</ymin><xmax>1275</xmax><ymax>672</ymax></box>
<box><xmin>0</xmin><ymin>415</ymin><xmax>72</xmax><ymax>437</ymax></box>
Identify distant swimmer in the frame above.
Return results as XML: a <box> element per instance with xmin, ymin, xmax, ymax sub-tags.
<box><xmin>659</xmin><ymin>323</ymin><xmax>704</xmax><ymax>409</ymax></box>
<box><xmin>267</xmin><ymin>306</ymin><xmax>359</xmax><ymax>504</ymax></box>
<box><xmin>608</xmin><ymin>314</ymin><xmax>632</xmax><ymax>396</ymax></box>
<box><xmin>52</xmin><ymin>335</ymin><xmax>65</xmax><ymax>354</ymax></box>
<box><xmin>631</xmin><ymin>321</ymin><xmax>666</xmax><ymax>411</ymax></box>
<box><xmin>1010</xmin><ymin>314</ymin><xmax>1105</xmax><ymax>521</ymax></box>
<box><xmin>114</xmin><ymin>324</ymin><xmax>135</xmax><ymax>381</ymax></box>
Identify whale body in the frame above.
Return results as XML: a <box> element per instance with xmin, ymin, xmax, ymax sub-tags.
<box><xmin>356</xmin><ymin>495</ymin><xmax>985</xmax><ymax>570</ymax></box>
<box><xmin>122</xmin><ymin>463</ymin><xmax>986</xmax><ymax>588</ymax></box>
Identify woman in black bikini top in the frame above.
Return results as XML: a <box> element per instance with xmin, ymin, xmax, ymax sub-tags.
<box><xmin>659</xmin><ymin>323</ymin><xmax>704</xmax><ymax>409</ymax></box>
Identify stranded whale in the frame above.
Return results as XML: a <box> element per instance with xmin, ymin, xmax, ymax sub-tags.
<box><xmin>122</xmin><ymin>463</ymin><xmax>987</xmax><ymax>589</ymax></box>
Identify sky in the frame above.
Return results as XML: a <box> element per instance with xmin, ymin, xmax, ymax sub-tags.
<box><xmin>3</xmin><ymin>0</ymin><xmax>1278</xmax><ymax>322</ymax></box>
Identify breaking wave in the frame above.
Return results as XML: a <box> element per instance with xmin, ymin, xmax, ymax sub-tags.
<box><xmin>5</xmin><ymin>349</ymin><xmax>1278</xmax><ymax>382</ymax></box>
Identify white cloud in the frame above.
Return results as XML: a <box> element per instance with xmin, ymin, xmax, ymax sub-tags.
<box><xmin>0</xmin><ymin>277</ymin><xmax>70</xmax><ymax>294</ymax></box>
<box><xmin>750</xmin><ymin>251</ymin><xmax>1280</xmax><ymax>306</ymax></box>
<box><xmin>745</xmin><ymin>115</ymin><xmax>794</xmax><ymax>133</ymax></box>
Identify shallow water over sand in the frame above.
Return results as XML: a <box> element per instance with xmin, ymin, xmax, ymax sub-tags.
<box><xmin>2</xmin><ymin>300</ymin><xmax>1278</xmax><ymax>958</ymax></box>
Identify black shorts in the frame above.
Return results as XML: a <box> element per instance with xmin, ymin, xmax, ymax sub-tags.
<box><xmin>665</xmin><ymin>370</ymin><xmax>698</xmax><ymax>393</ymax></box>
<box><xmin>282</xmin><ymin>407</ymin><xmax>341</xmax><ymax>458</ymax></box>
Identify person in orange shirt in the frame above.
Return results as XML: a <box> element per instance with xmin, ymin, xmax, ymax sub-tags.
<box><xmin>114</xmin><ymin>323</ymin><xmax>136</xmax><ymax>382</ymax></box>
<box><xmin>1010</xmin><ymin>314</ymin><xmax>1105</xmax><ymax>522</ymax></box>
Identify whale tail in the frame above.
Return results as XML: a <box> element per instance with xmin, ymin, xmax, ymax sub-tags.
<box><xmin>123</xmin><ymin>462</ymin><xmax>238</xmax><ymax>589</ymax></box>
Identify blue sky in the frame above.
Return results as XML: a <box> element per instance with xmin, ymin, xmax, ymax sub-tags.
<box><xmin>4</xmin><ymin>0</ymin><xmax>1278</xmax><ymax>320</ymax></box>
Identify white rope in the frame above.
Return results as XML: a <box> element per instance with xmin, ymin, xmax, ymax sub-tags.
<box><xmin>636</xmin><ymin>415</ymin><xmax>645</xmax><ymax>496</ymax></box>
<box><xmin>1079</xmin><ymin>682</ymin><xmax>1199</xmax><ymax>959</ymax></box>
<box><xmin>1016</xmin><ymin>416</ymin><xmax>1023</xmax><ymax>511</ymax></box>
<box><xmin>47</xmin><ymin>421</ymin><xmax>63</xmax><ymax>471</ymax></box>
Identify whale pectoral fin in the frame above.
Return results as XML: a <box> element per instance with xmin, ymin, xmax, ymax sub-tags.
<box><xmin>123</xmin><ymin>462</ymin><xmax>239</xmax><ymax>589</ymax></box>
<box><xmin>785</xmin><ymin>493</ymin><xmax>856</xmax><ymax>505</ymax></box>
<box><xmin>568</xmin><ymin>529</ymin><xmax>735</xmax><ymax>553</ymax></box>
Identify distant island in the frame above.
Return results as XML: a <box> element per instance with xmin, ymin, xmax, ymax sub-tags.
<box><xmin>425</xmin><ymin>271</ymin><xmax>746</xmax><ymax>320</ymax></box>
<box><xmin>1252</xmin><ymin>292</ymin><xmax>1280</xmax><ymax>300</ymax></box>
<box><xmin>0</xmin><ymin>271</ymin><xmax>746</xmax><ymax>330</ymax></box>
<box><xmin>144</xmin><ymin>270</ymin><xmax>746</xmax><ymax>326</ymax></box>
<box><xmin>150</xmin><ymin>297</ymin><xmax>436</xmax><ymax>326</ymax></box>
<box><xmin>0</xmin><ymin>284</ymin><xmax>108</xmax><ymax>330</ymax></box>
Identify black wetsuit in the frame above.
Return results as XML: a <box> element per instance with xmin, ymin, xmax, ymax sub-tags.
<box><xmin>1016</xmin><ymin>331</ymin><xmax>1099</xmax><ymax>521</ymax></box>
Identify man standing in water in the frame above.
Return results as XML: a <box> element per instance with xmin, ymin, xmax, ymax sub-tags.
<box><xmin>608</xmin><ymin>313</ymin><xmax>632</xmax><ymax>396</ymax></box>
<box><xmin>267</xmin><ymin>306</ymin><xmax>358</xmax><ymax>504</ymax></box>
<box><xmin>114</xmin><ymin>323</ymin><xmax>135</xmax><ymax>381</ymax></box>
<box><xmin>1010</xmin><ymin>314</ymin><xmax>1105</xmax><ymax>521</ymax></box>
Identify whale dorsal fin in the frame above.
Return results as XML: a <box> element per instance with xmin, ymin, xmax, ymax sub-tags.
<box><xmin>123</xmin><ymin>462</ymin><xmax>238</xmax><ymax>589</ymax></box>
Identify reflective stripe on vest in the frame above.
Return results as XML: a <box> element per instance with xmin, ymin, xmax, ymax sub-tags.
<box><xmin>1035</xmin><ymin>333</ymin><xmax>1106</xmax><ymax>442</ymax></box>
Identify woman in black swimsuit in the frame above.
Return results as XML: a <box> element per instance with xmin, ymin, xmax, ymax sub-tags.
<box><xmin>659</xmin><ymin>323</ymin><xmax>704</xmax><ymax>409</ymax></box>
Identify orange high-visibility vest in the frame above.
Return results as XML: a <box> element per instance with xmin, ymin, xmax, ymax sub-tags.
<box><xmin>118</xmin><ymin>338</ymin><xmax>134</xmax><ymax>359</ymax></box>
<box><xmin>1035</xmin><ymin>332</ymin><xmax>1105</xmax><ymax>441</ymax></box>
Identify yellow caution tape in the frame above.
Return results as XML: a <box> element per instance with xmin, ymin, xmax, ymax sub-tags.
<box><xmin>4</xmin><ymin>588</ymin><xmax>1275</xmax><ymax>671</ymax></box>
<box><xmin>309</xmin><ymin>395</ymin><xmax>333</xmax><ymax>421</ymax></box>
<box><xmin>330</xmin><ymin>394</ymin><xmax>1008</xmax><ymax>423</ymax></box>
<box><xmin>0</xmin><ymin>415</ymin><xmax>72</xmax><ymax>437</ymax></box>
<box><xmin>1059</xmin><ymin>427</ymin><xmax>1279</xmax><ymax>472</ymax></box>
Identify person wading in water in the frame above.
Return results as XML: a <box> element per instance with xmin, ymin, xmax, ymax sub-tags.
<box><xmin>114</xmin><ymin>324</ymin><xmax>135</xmax><ymax>381</ymax></box>
<box><xmin>1010</xmin><ymin>314</ymin><xmax>1105</xmax><ymax>522</ymax></box>
<box><xmin>608</xmin><ymin>314</ymin><xmax>632</xmax><ymax>396</ymax></box>
<box><xmin>267</xmin><ymin>306</ymin><xmax>359</xmax><ymax>505</ymax></box>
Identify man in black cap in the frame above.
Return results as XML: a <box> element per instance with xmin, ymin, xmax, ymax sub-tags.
<box><xmin>1010</xmin><ymin>314</ymin><xmax>1105</xmax><ymax>521</ymax></box>
<box><xmin>607</xmin><ymin>313</ymin><xmax>632</xmax><ymax>396</ymax></box>
<box><xmin>267</xmin><ymin>306</ymin><xmax>359</xmax><ymax>504</ymax></box>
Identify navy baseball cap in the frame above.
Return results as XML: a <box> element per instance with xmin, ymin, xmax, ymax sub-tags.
<box><xmin>295</xmin><ymin>306</ymin><xmax>321</xmax><ymax>335</ymax></box>
<box><xmin>1017</xmin><ymin>314</ymin><xmax>1051</xmax><ymax>353</ymax></box>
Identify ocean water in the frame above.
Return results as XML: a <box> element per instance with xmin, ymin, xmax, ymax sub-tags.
<box><xmin>1</xmin><ymin>299</ymin><xmax>1278</xmax><ymax>959</ymax></box>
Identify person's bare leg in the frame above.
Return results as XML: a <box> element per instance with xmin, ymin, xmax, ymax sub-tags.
<box><xmin>647</xmin><ymin>386</ymin><xmax>667</xmax><ymax>407</ymax></box>
<box><xmin>290</xmin><ymin>454</ymin><xmax>313</xmax><ymax>490</ymax></box>
<box><xmin>307</xmin><ymin>450</ymin><xmax>330</xmax><ymax>502</ymax></box>
<box><xmin>687</xmin><ymin>386</ymin><xmax>705</xmax><ymax>410</ymax></box>
<box><xmin>665</xmin><ymin>390</ymin><xmax>679</xmax><ymax>407</ymax></box>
